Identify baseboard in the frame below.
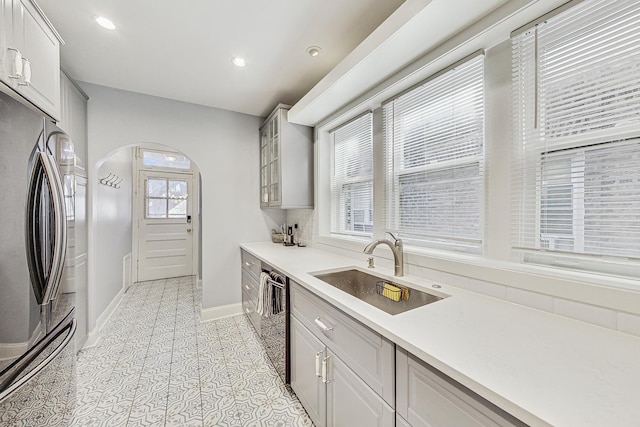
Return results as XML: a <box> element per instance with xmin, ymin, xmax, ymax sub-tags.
<box><xmin>123</xmin><ymin>253</ymin><xmax>132</xmax><ymax>290</ymax></box>
<box><xmin>83</xmin><ymin>330</ymin><xmax>101</xmax><ymax>349</ymax></box>
<box><xmin>82</xmin><ymin>287</ymin><xmax>125</xmax><ymax>350</ymax></box>
<box><xmin>0</xmin><ymin>320</ymin><xmax>43</xmax><ymax>360</ymax></box>
<box><xmin>200</xmin><ymin>303</ymin><xmax>243</xmax><ymax>323</ymax></box>
<box><xmin>0</xmin><ymin>342</ymin><xmax>28</xmax><ymax>361</ymax></box>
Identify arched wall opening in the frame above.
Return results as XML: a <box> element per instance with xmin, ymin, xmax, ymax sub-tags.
<box><xmin>81</xmin><ymin>82</ymin><xmax>285</xmax><ymax>348</ymax></box>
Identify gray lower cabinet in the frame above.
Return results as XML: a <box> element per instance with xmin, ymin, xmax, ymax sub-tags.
<box><xmin>290</xmin><ymin>316</ymin><xmax>326</xmax><ymax>426</ymax></box>
<box><xmin>240</xmin><ymin>250</ymin><xmax>261</xmax><ymax>332</ymax></box>
<box><xmin>397</xmin><ymin>414</ymin><xmax>412</xmax><ymax>427</ymax></box>
<box><xmin>290</xmin><ymin>316</ymin><xmax>394</xmax><ymax>427</ymax></box>
<box><xmin>396</xmin><ymin>347</ymin><xmax>527</xmax><ymax>427</ymax></box>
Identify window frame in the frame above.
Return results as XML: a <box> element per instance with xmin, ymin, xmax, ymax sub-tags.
<box><xmin>511</xmin><ymin>0</ymin><xmax>640</xmax><ymax>278</ymax></box>
<box><xmin>329</xmin><ymin>111</ymin><xmax>375</xmax><ymax>238</ymax></box>
<box><xmin>382</xmin><ymin>52</ymin><xmax>486</xmax><ymax>253</ymax></box>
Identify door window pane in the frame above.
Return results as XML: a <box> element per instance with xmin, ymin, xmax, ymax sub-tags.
<box><xmin>142</xmin><ymin>151</ymin><xmax>191</xmax><ymax>170</ymax></box>
<box><xmin>147</xmin><ymin>178</ymin><xmax>167</xmax><ymax>197</ymax></box>
<box><xmin>168</xmin><ymin>199</ymin><xmax>187</xmax><ymax>218</ymax></box>
<box><xmin>147</xmin><ymin>199</ymin><xmax>167</xmax><ymax>219</ymax></box>
<box><xmin>145</xmin><ymin>177</ymin><xmax>188</xmax><ymax>219</ymax></box>
<box><xmin>169</xmin><ymin>180</ymin><xmax>187</xmax><ymax>198</ymax></box>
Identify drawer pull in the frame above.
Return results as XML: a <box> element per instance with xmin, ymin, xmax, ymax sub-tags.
<box><xmin>244</xmin><ymin>261</ymin><xmax>252</xmax><ymax>267</ymax></box>
<box><xmin>244</xmin><ymin>285</ymin><xmax>250</xmax><ymax>291</ymax></box>
<box><xmin>322</xmin><ymin>356</ymin><xmax>330</xmax><ymax>384</ymax></box>
<box><xmin>315</xmin><ymin>351</ymin><xmax>323</xmax><ymax>377</ymax></box>
<box><xmin>314</xmin><ymin>317</ymin><xmax>334</xmax><ymax>333</ymax></box>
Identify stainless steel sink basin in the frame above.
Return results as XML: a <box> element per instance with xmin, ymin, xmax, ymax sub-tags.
<box><xmin>312</xmin><ymin>268</ymin><xmax>445</xmax><ymax>315</ymax></box>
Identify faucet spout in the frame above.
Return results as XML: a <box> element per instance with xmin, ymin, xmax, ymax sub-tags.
<box><xmin>363</xmin><ymin>233</ymin><xmax>404</xmax><ymax>277</ymax></box>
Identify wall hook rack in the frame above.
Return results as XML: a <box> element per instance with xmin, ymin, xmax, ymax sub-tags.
<box><xmin>99</xmin><ymin>173</ymin><xmax>123</xmax><ymax>189</ymax></box>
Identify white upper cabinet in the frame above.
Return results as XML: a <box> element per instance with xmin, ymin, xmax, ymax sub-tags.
<box><xmin>260</xmin><ymin>104</ymin><xmax>313</xmax><ymax>209</ymax></box>
<box><xmin>0</xmin><ymin>0</ymin><xmax>62</xmax><ymax>120</ymax></box>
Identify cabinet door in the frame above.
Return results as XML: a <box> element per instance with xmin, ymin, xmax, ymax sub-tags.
<box><xmin>397</xmin><ymin>347</ymin><xmax>526</xmax><ymax>427</ymax></box>
<box><xmin>0</xmin><ymin>0</ymin><xmax>19</xmax><ymax>84</ymax></box>
<box><xmin>290</xmin><ymin>316</ymin><xmax>326</xmax><ymax>427</ymax></box>
<box><xmin>15</xmin><ymin>0</ymin><xmax>60</xmax><ymax>119</ymax></box>
<box><xmin>326</xmin><ymin>349</ymin><xmax>394</xmax><ymax>427</ymax></box>
<box><xmin>268</xmin><ymin>111</ymin><xmax>280</xmax><ymax>206</ymax></box>
<box><xmin>396</xmin><ymin>414</ymin><xmax>412</xmax><ymax>427</ymax></box>
<box><xmin>260</xmin><ymin>126</ymin><xmax>269</xmax><ymax>206</ymax></box>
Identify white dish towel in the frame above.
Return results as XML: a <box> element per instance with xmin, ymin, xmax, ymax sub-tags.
<box><xmin>256</xmin><ymin>272</ymin><xmax>271</xmax><ymax>316</ymax></box>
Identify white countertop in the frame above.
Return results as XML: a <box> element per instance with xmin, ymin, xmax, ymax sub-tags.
<box><xmin>241</xmin><ymin>242</ymin><xmax>640</xmax><ymax>427</ymax></box>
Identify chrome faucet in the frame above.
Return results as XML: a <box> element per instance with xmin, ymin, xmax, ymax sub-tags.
<box><xmin>363</xmin><ymin>232</ymin><xmax>404</xmax><ymax>277</ymax></box>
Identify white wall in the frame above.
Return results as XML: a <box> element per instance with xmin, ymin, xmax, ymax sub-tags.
<box><xmin>82</xmin><ymin>83</ymin><xmax>285</xmax><ymax>327</ymax></box>
<box><xmin>91</xmin><ymin>148</ymin><xmax>133</xmax><ymax>332</ymax></box>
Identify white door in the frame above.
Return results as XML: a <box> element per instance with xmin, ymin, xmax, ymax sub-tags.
<box><xmin>137</xmin><ymin>170</ymin><xmax>194</xmax><ymax>281</ymax></box>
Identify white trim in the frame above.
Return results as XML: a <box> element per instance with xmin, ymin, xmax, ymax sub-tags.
<box><xmin>82</xmin><ymin>287</ymin><xmax>125</xmax><ymax>349</ymax></box>
<box><xmin>3</xmin><ymin>342</ymin><xmax>26</xmax><ymax>361</ymax></box>
<box><xmin>123</xmin><ymin>253</ymin><xmax>132</xmax><ymax>290</ymax></box>
<box><xmin>200</xmin><ymin>303</ymin><xmax>243</xmax><ymax>323</ymax></box>
<box><xmin>0</xmin><ymin>321</ymin><xmax>42</xmax><ymax>360</ymax></box>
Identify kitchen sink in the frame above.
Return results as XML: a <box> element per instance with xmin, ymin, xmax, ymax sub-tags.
<box><xmin>311</xmin><ymin>268</ymin><xmax>445</xmax><ymax>315</ymax></box>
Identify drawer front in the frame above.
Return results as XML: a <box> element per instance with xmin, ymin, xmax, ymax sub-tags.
<box><xmin>242</xmin><ymin>290</ymin><xmax>261</xmax><ymax>334</ymax></box>
<box><xmin>241</xmin><ymin>249</ymin><xmax>261</xmax><ymax>279</ymax></box>
<box><xmin>290</xmin><ymin>282</ymin><xmax>395</xmax><ymax>406</ymax></box>
<box><xmin>396</xmin><ymin>347</ymin><xmax>526</xmax><ymax>427</ymax></box>
<box><xmin>242</xmin><ymin>269</ymin><xmax>260</xmax><ymax>300</ymax></box>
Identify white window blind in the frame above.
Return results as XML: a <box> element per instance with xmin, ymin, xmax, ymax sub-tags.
<box><xmin>330</xmin><ymin>112</ymin><xmax>373</xmax><ymax>236</ymax></box>
<box><xmin>383</xmin><ymin>54</ymin><xmax>485</xmax><ymax>252</ymax></box>
<box><xmin>512</xmin><ymin>0</ymin><xmax>640</xmax><ymax>277</ymax></box>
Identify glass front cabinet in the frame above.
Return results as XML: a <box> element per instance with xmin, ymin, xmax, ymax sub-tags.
<box><xmin>259</xmin><ymin>104</ymin><xmax>313</xmax><ymax>209</ymax></box>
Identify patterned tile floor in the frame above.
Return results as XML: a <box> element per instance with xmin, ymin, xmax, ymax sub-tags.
<box><xmin>71</xmin><ymin>277</ymin><xmax>313</xmax><ymax>426</ymax></box>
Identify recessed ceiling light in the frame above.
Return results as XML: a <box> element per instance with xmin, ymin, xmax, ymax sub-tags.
<box><xmin>95</xmin><ymin>16</ymin><xmax>116</xmax><ymax>30</ymax></box>
<box><xmin>232</xmin><ymin>57</ymin><xmax>246</xmax><ymax>67</ymax></box>
<box><xmin>306</xmin><ymin>46</ymin><xmax>322</xmax><ymax>57</ymax></box>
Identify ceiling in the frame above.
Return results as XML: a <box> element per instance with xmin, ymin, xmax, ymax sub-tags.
<box><xmin>37</xmin><ymin>0</ymin><xmax>405</xmax><ymax>117</ymax></box>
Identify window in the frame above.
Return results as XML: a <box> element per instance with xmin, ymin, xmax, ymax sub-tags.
<box><xmin>382</xmin><ymin>54</ymin><xmax>485</xmax><ymax>252</ymax></box>
<box><xmin>512</xmin><ymin>0</ymin><xmax>640</xmax><ymax>276</ymax></box>
<box><xmin>330</xmin><ymin>112</ymin><xmax>373</xmax><ymax>236</ymax></box>
<box><xmin>142</xmin><ymin>150</ymin><xmax>191</xmax><ymax>170</ymax></box>
<box><xmin>146</xmin><ymin>178</ymin><xmax>188</xmax><ymax>219</ymax></box>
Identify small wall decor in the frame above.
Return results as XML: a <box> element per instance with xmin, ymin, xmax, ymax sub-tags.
<box><xmin>99</xmin><ymin>173</ymin><xmax>123</xmax><ymax>189</ymax></box>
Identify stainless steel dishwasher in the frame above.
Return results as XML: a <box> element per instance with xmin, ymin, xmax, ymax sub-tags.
<box><xmin>257</xmin><ymin>264</ymin><xmax>289</xmax><ymax>385</ymax></box>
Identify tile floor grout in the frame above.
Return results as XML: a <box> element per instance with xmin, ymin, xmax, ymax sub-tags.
<box><xmin>71</xmin><ymin>276</ymin><xmax>312</xmax><ymax>427</ymax></box>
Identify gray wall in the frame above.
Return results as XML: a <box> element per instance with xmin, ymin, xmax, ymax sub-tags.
<box><xmin>82</xmin><ymin>83</ymin><xmax>284</xmax><ymax>329</ymax></box>
<box><xmin>92</xmin><ymin>148</ymin><xmax>133</xmax><ymax>332</ymax></box>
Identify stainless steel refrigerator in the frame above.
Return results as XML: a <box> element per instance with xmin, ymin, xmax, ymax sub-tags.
<box><xmin>0</xmin><ymin>90</ymin><xmax>76</xmax><ymax>426</ymax></box>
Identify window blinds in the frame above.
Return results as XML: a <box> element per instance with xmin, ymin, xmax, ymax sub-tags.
<box><xmin>512</xmin><ymin>0</ymin><xmax>640</xmax><ymax>271</ymax></box>
<box><xmin>330</xmin><ymin>112</ymin><xmax>374</xmax><ymax>236</ymax></box>
<box><xmin>383</xmin><ymin>54</ymin><xmax>485</xmax><ymax>252</ymax></box>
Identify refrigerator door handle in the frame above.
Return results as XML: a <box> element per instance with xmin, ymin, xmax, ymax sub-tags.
<box><xmin>26</xmin><ymin>152</ymin><xmax>67</xmax><ymax>306</ymax></box>
<box><xmin>41</xmin><ymin>153</ymin><xmax>67</xmax><ymax>305</ymax></box>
